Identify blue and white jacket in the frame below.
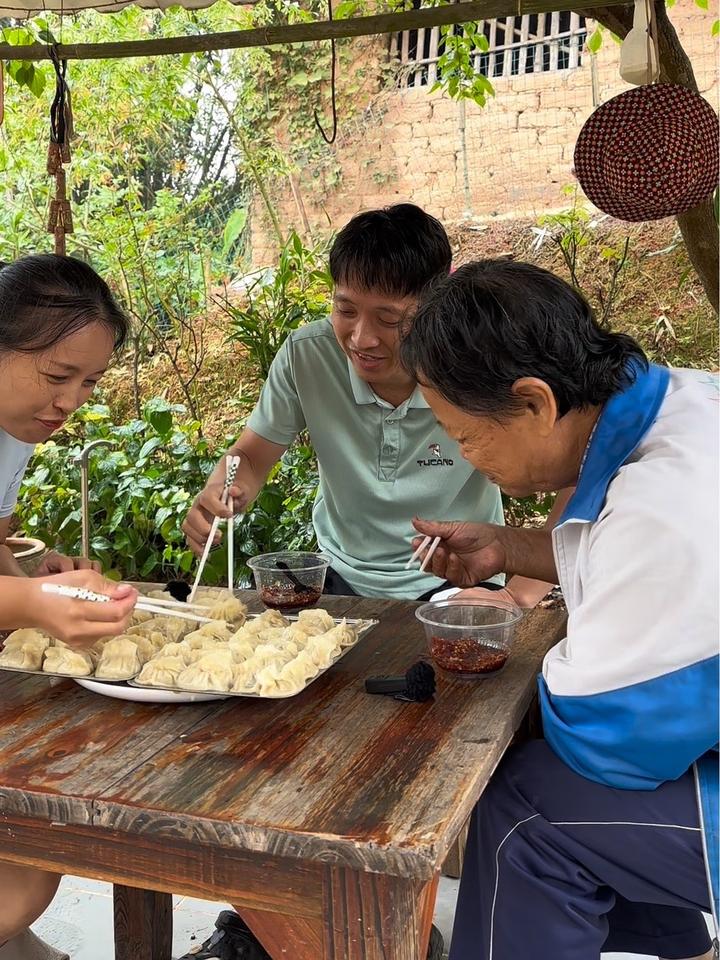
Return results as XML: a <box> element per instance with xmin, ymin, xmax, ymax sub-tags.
<box><xmin>538</xmin><ymin>362</ymin><xmax>719</xmax><ymax>924</ymax></box>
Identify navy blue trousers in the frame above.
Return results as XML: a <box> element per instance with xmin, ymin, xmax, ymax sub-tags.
<box><xmin>449</xmin><ymin>740</ymin><xmax>713</xmax><ymax>960</ymax></box>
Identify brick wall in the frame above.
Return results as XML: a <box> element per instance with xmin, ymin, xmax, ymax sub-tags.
<box><xmin>249</xmin><ymin>9</ymin><xmax>719</xmax><ymax>267</ymax></box>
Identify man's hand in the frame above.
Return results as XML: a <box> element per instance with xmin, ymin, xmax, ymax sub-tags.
<box><xmin>412</xmin><ymin>519</ymin><xmax>507</xmax><ymax>587</ymax></box>
<box><xmin>183</xmin><ymin>480</ymin><xmax>251</xmax><ymax>555</ymax></box>
<box><xmin>30</xmin><ymin>571</ymin><xmax>137</xmax><ymax>648</ymax></box>
<box><xmin>33</xmin><ymin>550</ymin><xmax>101</xmax><ymax>577</ymax></box>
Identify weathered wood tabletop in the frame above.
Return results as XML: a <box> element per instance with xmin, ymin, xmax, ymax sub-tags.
<box><xmin>0</xmin><ymin>592</ymin><xmax>566</xmax><ymax>960</ymax></box>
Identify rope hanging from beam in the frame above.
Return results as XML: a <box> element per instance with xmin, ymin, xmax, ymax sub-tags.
<box><xmin>46</xmin><ymin>47</ymin><xmax>74</xmax><ymax>255</ymax></box>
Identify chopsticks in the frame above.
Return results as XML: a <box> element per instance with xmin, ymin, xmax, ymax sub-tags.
<box><xmin>405</xmin><ymin>535</ymin><xmax>441</xmax><ymax>574</ymax></box>
<box><xmin>189</xmin><ymin>454</ymin><xmax>241</xmax><ymax>602</ymax></box>
<box><xmin>131</xmin><ymin>595</ymin><xmax>210</xmax><ymax>613</ymax></box>
<box><xmin>227</xmin><ymin>455</ymin><xmax>235</xmax><ymax>592</ymax></box>
<box><xmin>40</xmin><ymin>583</ymin><xmax>215</xmax><ymax>624</ymax></box>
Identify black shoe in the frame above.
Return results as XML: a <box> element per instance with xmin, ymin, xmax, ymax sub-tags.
<box><xmin>176</xmin><ymin>910</ymin><xmax>271</xmax><ymax>960</ymax></box>
<box><xmin>427</xmin><ymin>923</ymin><xmax>445</xmax><ymax>959</ymax></box>
<box><xmin>177</xmin><ymin>910</ymin><xmax>444</xmax><ymax>960</ymax></box>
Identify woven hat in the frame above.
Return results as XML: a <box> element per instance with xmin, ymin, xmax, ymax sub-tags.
<box><xmin>574</xmin><ymin>83</ymin><xmax>719</xmax><ymax>222</ymax></box>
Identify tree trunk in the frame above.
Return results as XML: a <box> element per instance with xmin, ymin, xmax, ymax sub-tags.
<box><xmin>583</xmin><ymin>2</ymin><xmax>719</xmax><ymax>313</ymax></box>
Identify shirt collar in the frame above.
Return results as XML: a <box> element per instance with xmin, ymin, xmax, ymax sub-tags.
<box><xmin>346</xmin><ymin>358</ymin><xmax>430</xmax><ymax>411</ymax></box>
<box><xmin>560</xmin><ymin>361</ymin><xmax>670</xmax><ymax>525</ymax></box>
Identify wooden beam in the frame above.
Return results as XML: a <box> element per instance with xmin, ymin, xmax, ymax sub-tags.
<box><xmin>0</xmin><ymin>0</ymin><xmax>630</xmax><ymax>62</ymax></box>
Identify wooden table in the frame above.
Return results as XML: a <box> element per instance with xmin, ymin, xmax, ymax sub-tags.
<box><xmin>0</xmin><ymin>594</ymin><xmax>566</xmax><ymax>960</ymax></box>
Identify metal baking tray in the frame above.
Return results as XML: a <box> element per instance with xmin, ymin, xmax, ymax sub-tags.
<box><xmin>0</xmin><ymin>614</ymin><xmax>378</xmax><ymax>696</ymax></box>
<box><xmin>128</xmin><ymin>616</ymin><xmax>379</xmax><ymax>699</ymax></box>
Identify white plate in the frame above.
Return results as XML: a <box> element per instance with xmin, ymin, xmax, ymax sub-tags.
<box><xmin>74</xmin><ymin>678</ymin><xmax>227</xmax><ymax>703</ymax></box>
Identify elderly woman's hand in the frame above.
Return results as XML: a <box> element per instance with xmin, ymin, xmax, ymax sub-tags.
<box><xmin>411</xmin><ymin>519</ymin><xmax>507</xmax><ymax>587</ymax></box>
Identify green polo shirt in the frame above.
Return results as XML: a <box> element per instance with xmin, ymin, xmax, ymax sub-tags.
<box><xmin>247</xmin><ymin>319</ymin><xmax>504</xmax><ymax>599</ymax></box>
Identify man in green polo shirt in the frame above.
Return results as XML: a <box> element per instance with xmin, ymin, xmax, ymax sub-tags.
<box><xmin>179</xmin><ymin>205</ymin><xmax>558</xmax><ymax>960</ymax></box>
<box><xmin>183</xmin><ymin>203</ymin><xmax>504</xmax><ymax>602</ymax></box>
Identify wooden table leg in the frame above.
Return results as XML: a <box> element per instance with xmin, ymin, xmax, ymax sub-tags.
<box><xmin>113</xmin><ymin>884</ymin><xmax>173</xmax><ymax>960</ymax></box>
<box><xmin>242</xmin><ymin>868</ymin><xmax>439</xmax><ymax>960</ymax></box>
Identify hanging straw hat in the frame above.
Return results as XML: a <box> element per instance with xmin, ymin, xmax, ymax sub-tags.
<box><xmin>574</xmin><ymin>83</ymin><xmax>719</xmax><ymax>222</ymax></box>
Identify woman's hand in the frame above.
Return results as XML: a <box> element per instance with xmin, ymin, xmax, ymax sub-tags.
<box><xmin>29</xmin><ymin>571</ymin><xmax>137</xmax><ymax>648</ymax></box>
<box><xmin>33</xmin><ymin>550</ymin><xmax>101</xmax><ymax>577</ymax></box>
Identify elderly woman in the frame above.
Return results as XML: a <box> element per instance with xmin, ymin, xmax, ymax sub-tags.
<box><xmin>402</xmin><ymin>260</ymin><xmax>718</xmax><ymax>960</ymax></box>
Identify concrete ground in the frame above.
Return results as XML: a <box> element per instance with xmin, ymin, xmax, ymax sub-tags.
<box><xmin>31</xmin><ymin>873</ymin><xmax>688</xmax><ymax>959</ymax></box>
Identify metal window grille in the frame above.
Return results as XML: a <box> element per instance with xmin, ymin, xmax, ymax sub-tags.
<box><xmin>391</xmin><ymin>12</ymin><xmax>588</xmax><ymax>88</ymax></box>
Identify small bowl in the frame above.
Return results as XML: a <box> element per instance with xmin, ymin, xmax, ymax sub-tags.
<box><xmin>248</xmin><ymin>551</ymin><xmax>330</xmax><ymax>612</ymax></box>
<box><xmin>415</xmin><ymin>599</ymin><xmax>523</xmax><ymax>680</ymax></box>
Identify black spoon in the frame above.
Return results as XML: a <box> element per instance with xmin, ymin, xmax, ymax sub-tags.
<box><xmin>276</xmin><ymin>559</ymin><xmax>312</xmax><ymax>594</ymax></box>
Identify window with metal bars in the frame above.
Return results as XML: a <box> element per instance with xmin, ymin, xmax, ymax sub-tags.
<box><xmin>391</xmin><ymin>12</ymin><xmax>589</xmax><ymax>88</ymax></box>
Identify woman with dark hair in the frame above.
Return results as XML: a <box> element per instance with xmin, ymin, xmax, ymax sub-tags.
<box><xmin>402</xmin><ymin>260</ymin><xmax>718</xmax><ymax>960</ymax></box>
<box><xmin>0</xmin><ymin>255</ymin><xmax>137</xmax><ymax>960</ymax></box>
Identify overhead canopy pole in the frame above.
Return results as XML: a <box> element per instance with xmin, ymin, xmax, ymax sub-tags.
<box><xmin>0</xmin><ymin>0</ymin><xmax>631</xmax><ymax>61</ymax></box>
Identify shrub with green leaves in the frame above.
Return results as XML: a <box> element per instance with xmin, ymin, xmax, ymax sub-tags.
<box><xmin>17</xmin><ymin>399</ymin><xmax>318</xmax><ymax>585</ymax></box>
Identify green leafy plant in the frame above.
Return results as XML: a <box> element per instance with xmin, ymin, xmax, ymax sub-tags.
<box><xmin>533</xmin><ymin>187</ymin><xmax>631</xmax><ymax>327</ymax></box>
<box><xmin>17</xmin><ymin>399</ymin><xmax>319</xmax><ymax>585</ymax></box>
<box><xmin>219</xmin><ymin>230</ymin><xmax>332</xmax><ymax>380</ymax></box>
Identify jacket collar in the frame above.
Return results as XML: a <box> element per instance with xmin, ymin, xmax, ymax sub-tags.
<box><xmin>560</xmin><ymin>362</ymin><xmax>670</xmax><ymax>525</ymax></box>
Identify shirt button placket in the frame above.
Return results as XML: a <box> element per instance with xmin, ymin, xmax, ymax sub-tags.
<box><xmin>379</xmin><ymin>415</ymin><xmax>400</xmax><ymax>482</ymax></box>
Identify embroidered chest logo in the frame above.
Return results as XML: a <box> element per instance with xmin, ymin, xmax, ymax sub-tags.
<box><xmin>417</xmin><ymin>442</ymin><xmax>454</xmax><ymax>467</ymax></box>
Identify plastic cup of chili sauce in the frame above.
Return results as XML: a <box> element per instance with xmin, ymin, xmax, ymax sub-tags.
<box><xmin>248</xmin><ymin>551</ymin><xmax>330</xmax><ymax>612</ymax></box>
<box><xmin>415</xmin><ymin>599</ymin><xmax>523</xmax><ymax>680</ymax></box>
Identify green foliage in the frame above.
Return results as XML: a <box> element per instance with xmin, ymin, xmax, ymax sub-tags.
<box><xmin>431</xmin><ymin>23</ymin><xmax>495</xmax><ymax>105</ymax></box>
<box><xmin>220</xmin><ymin>230</ymin><xmax>333</xmax><ymax>380</ymax></box>
<box><xmin>16</xmin><ymin>400</ymin><xmax>318</xmax><ymax>585</ymax></box>
<box><xmin>535</xmin><ymin>187</ymin><xmax>631</xmax><ymax>327</ymax></box>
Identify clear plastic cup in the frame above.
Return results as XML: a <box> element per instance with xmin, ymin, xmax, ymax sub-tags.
<box><xmin>415</xmin><ymin>598</ymin><xmax>523</xmax><ymax>680</ymax></box>
<box><xmin>248</xmin><ymin>551</ymin><xmax>330</xmax><ymax>612</ymax></box>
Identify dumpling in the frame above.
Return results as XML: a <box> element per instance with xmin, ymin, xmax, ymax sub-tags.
<box><xmin>177</xmin><ymin>649</ymin><xmax>234</xmax><ymax>692</ymax></box>
<box><xmin>43</xmin><ymin>647</ymin><xmax>94</xmax><ymax>677</ymax></box>
<box><xmin>0</xmin><ymin>635</ymin><xmax>49</xmax><ymax>671</ymax></box>
<box><xmin>136</xmin><ymin>655</ymin><xmax>186</xmax><ymax>688</ymax></box>
<box><xmin>144</xmin><ymin>630</ymin><xmax>169</xmax><ymax>651</ymax></box>
<box><xmin>146</xmin><ymin>589</ymin><xmax>172</xmax><ymax>601</ymax></box>
<box><xmin>206</xmin><ymin>596</ymin><xmax>247</xmax><ymax>626</ymax></box>
<box><xmin>305</xmin><ymin>634</ymin><xmax>340</xmax><ymax>669</ymax></box>
<box><xmin>95</xmin><ymin>637</ymin><xmax>143</xmax><ymax>680</ymax></box>
<box><xmin>255</xmin><ymin>627</ymin><xmax>286</xmax><ymax>644</ymax></box>
<box><xmin>195</xmin><ymin>587</ymin><xmax>231</xmax><ymax>602</ymax></box>
<box><xmin>185</xmin><ymin>621</ymin><xmax>231</xmax><ymax>643</ymax></box>
<box><xmin>230</xmin><ymin>660</ymin><xmax>260</xmax><ymax>693</ymax></box>
<box><xmin>156</xmin><ymin>642</ymin><xmax>192</xmax><ymax>665</ymax></box>
<box><xmin>291</xmin><ymin>650</ymin><xmax>321</xmax><ymax>682</ymax></box>
<box><xmin>275</xmin><ymin>638</ymin><xmax>300</xmax><ymax>659</ymax></box>
<box><xmin>186</xmin><ymin>646</ymin><xmax>222</xmax><ymax>664</ymax></box>
<box><xmin>280</xmin><ymin>624</ymin><xmax>314</xmax><ymax>645</ymax></box>
<box><xmin>185</xmin><ymin>633</ymin><xmax>220</xmax><ymax>652</ymax></box>
<box><xmin>129</xmin><ymin>608</ymin><xmax>154</xmax><ymax>626</ymax></box>
<box><xmin>321</xmin><ymin>619</ymin><xmax>358</xmax><ymax>650</ymax></box>
<box><xmin>115</xmin><ymin>634</ymin><xmax>155</xmax><ymax>664</ymax></box>
<box><xmin>251</xmin><ymin>643</ymin><xmax>293</xmax><ymax>668</ymax></box>
<box><xmin>244</xmin><ymin>610</ymin><xmax>288</xmax><ymax>634</ymax></box>
<box><xmin>297</xmin><ymin>609</ymin><xmax>335</xmax><ymax>634</ymax></box>
<box><xmin>255</xmin><ymin>663</ymin><xmax>287</xmax><ymax>696</ymax></box>
<box><xmin>3</xmin><ymin>628</ymin><xmax>51</xmax><ymax>651</ymax></box>
<box><xmin>227</xmin><ymin>637</ymin><xmax>255</xmax><ymax>663</ymax></box>
<box><xmin>127</xmin><ymin>617</ymin><xmax>187</xmax><ymax>644</ymax></box>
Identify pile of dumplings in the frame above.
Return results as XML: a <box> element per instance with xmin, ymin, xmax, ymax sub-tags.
<box><xmin>0</xmin><ymin>588</ymin><xmax>360</xmax><ymax>697</ymax></box>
